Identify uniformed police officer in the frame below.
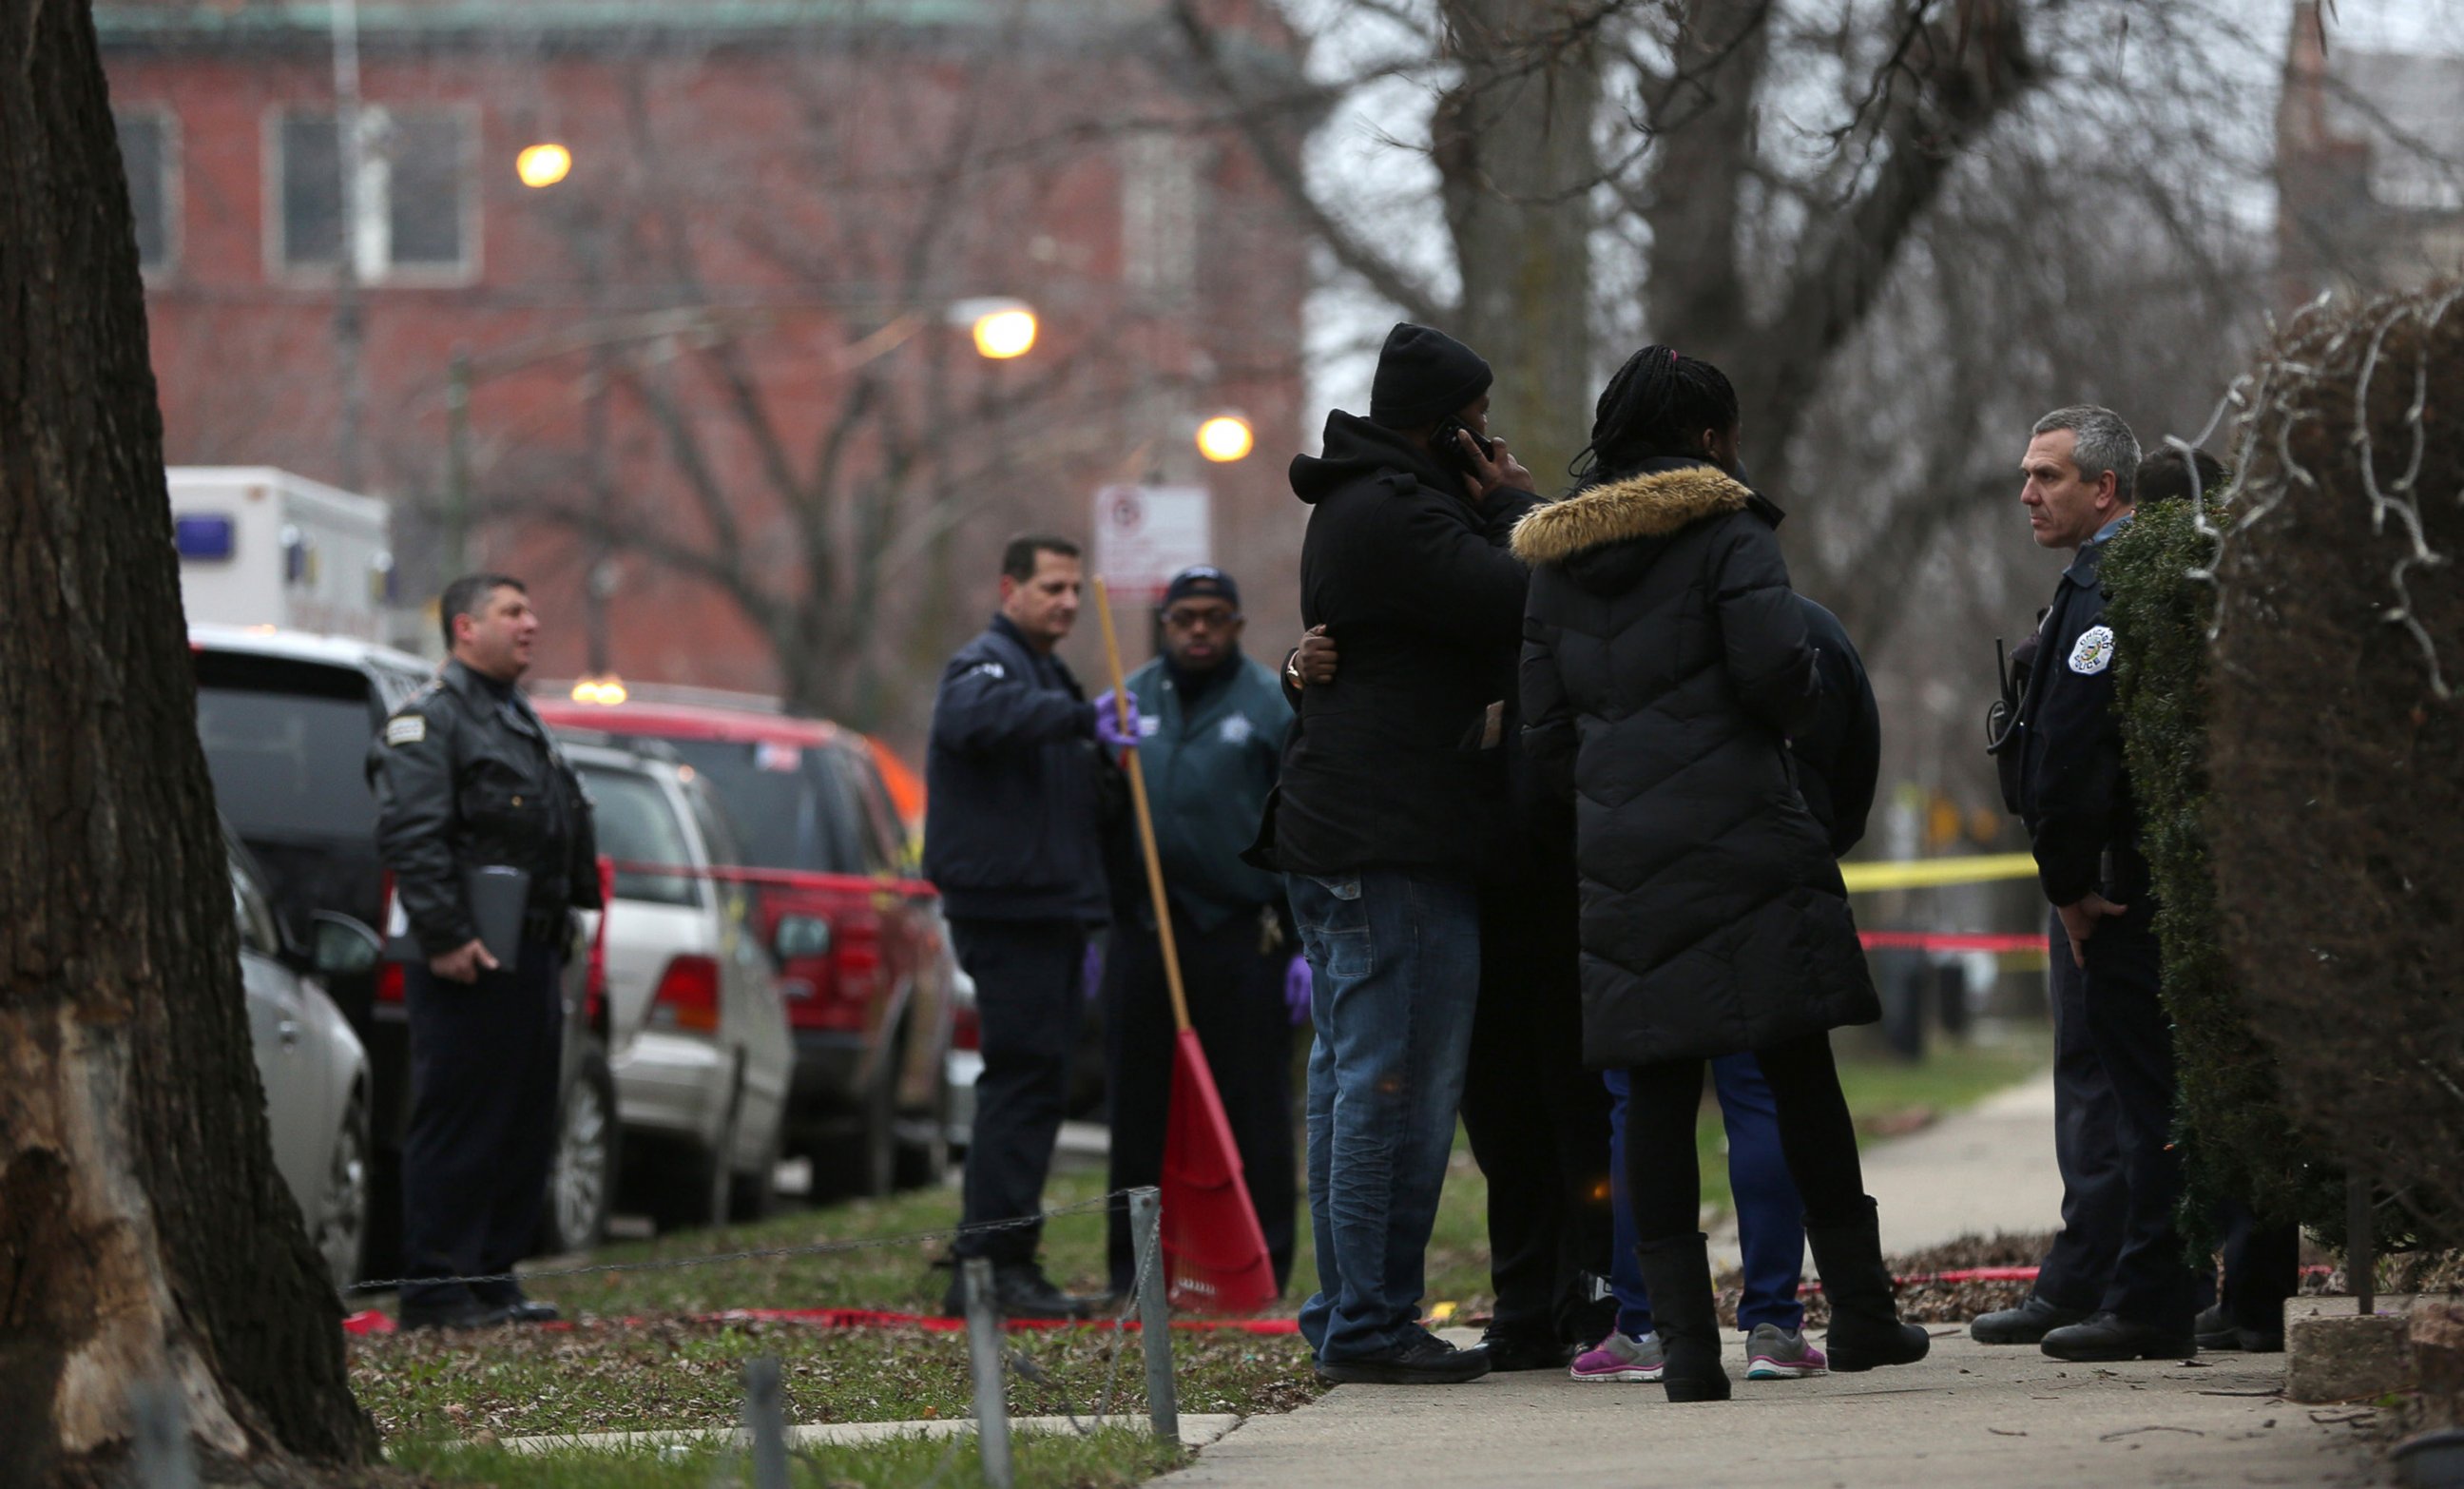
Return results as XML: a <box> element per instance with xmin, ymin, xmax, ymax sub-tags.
<box><xmin>370</xmin><ymin>572</ymin><xmax>600</xmax><ymax>1329</ymax></box>
<box><xmin>1977</xmin><ymin>407</ymin><xmax>2197</xmax><ymax>1363</ymax></box>
<box><xmin>1099</xmin><ymin>566</ymin><xmax>1299</xmax><ymax>1300</ymax></box>
<box><xmin>924</xmin><ymin>535</ymin><xmax>1133</xmax><ymax>1320</ymax></box>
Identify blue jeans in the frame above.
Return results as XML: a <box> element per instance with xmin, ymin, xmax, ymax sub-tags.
<box><xmin>1607</xmin><ymin>1055</ymin><xmax>1806</xmax><ymax>1336</ymax></box>
<box><xmin>1287</xmin><ymin>867</ymin><xmax>1483</xmax><ymax>1363</ymax></box>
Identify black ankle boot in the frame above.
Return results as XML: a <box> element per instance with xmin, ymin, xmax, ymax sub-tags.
<box><xmin>1804</xmin><ymin>1196</ymin><xmax>1930</xmax><ymax>1372</ymax></box>
<box><xmin>1630</xmin><ymin>1233</ymin><xmax>1732</xmax><ymax>1402</ymax></box>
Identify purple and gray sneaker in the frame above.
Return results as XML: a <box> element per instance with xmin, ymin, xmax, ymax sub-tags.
<box><xmin>1569</xmin><ymin>1330</ymin><xmax>1664</xmax><ymax>1383</ymax></box>
<box><xmin>1744</xmin><ymin>1323</ymin><xmax>1828</xmax><ymax>1380</ymax></box>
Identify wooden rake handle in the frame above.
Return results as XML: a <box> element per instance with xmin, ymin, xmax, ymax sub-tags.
<box><xmin>1090</xmin><ymin>576</ymin><xmax>1193</xmax><ymax>1035</ymax></box>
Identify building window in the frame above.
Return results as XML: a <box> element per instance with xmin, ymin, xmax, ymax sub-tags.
<box><xmin>114</xmin><ymin>108</ymin><xmax>177</xmax><ymax>272</ymax></box>
<box><xmin>272</xmin><ymin>105</ymin><xmax>476</xmax><ymax>281</ymax></box>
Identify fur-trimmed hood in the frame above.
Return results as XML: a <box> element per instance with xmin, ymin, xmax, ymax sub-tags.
<box><xmin>1511</xmin><ymin>462</ymin><xmax>1758</xmax><ymax>567</ymax></box>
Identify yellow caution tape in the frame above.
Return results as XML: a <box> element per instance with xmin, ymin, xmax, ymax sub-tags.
<box><xmin>1838</xmin><ymin>853</ymin><xmax>2040</xmax><ymax>893</ymax></box>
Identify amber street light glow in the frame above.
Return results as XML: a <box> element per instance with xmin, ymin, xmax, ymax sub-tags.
<box><xmin>972</xmin><ymin>307</ymin><xmax>1038</xmax><ymax>360</ymax></box>
<box><xmin>517</xmin><ymin>143</ymin><xmax>573</xmax><ymax>188</ymax></box>
<box><xmin>1197</xmin><ymin>415</ymin><xmax>1255</xmax><ymax>463</ymax></box>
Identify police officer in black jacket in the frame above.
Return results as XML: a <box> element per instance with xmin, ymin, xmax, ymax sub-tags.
<box><xmin>1978</xmin><ymin>406</ymin><xmax>2198</xmax><ymax>1363</ymax></box>
<box><xmin>369</xmin><ymin>573</ymin><xmax>601</xmax><ymax>1329</ymax></box>
<box><xmin>924</xmin><ymin>534</ymin><xmax>1133</xmax><ymax>1319</ymax></box>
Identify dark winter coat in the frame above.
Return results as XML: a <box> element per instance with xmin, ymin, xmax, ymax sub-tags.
<box><xmin>923</xmin><ymin>614</ymin><xmax>1112</xmax><ymax>924</ymax></box>
<box><xmin>1512</xmin><ymin>459</ymin><xmax>1880</xmax><ymax>1068</ymax></box>
<box><xmin>1261</xmin><ymin>411</ymin><xmax>1540</xmax><ymax>877</ymax></box>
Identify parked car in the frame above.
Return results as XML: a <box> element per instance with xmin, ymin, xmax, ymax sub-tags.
<box><xmin>564</xmin><ymin>741</ymin><xmax>795</xmax><ymax>1230</ymax></box>
<box><xmin>228</xmin><ymin>829</ymin><xmax>379</xmax><ymax>1293</ymax></box>
<box><xmin>535</xmin><ymin>695</ymin><xmax>956</xmax><ymax>1199</ymax></box>
<box><xmin>190</xmin><ymin>625</ymin><xmax>619</xmax><ymax>1271</ymax></box>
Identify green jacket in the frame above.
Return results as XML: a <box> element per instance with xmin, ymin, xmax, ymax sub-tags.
<box><xmin>1127</xmin><ymin>652</ymin><xmax>1289</xmax><ymax>930</ymax></box>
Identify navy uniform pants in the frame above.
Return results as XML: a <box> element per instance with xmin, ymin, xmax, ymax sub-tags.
<box><xmin>1101</xmin><ymin>902</ymin><xmax>1298</xmax><ymax>1296</ymax></box>
<box><xmin>399</xmin><ymin>938</ymin><xmax>563</xmax><ymax>1312</ymax></box>
<box><xmin>949</xmin><ymin>918</ymin><xmax>1088</xmax><ymax>1265</ymax></box>
<box><xmin>2039</xmin><ymin>902</ymin><xmax>2196</xmax><ymax>1328</ymax></box>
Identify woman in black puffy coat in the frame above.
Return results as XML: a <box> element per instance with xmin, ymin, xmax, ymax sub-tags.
<box><xmin>1511</xmin><ymin>347</ymin><xmax>1927</xmax><ymax>1402</ymax></box>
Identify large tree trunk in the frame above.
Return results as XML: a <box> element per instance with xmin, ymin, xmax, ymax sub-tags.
<box><xmin>1434</xmin><ymin>0</ymin><xmax>1601</xmax><ymax>492</ymax></box>
<box><xmin>0</xmin><ymin>4</ymin><xmax>379</xmax><ymax>1483</ymax></box>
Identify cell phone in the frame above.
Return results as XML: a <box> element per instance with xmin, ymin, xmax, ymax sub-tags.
<box><xmin>1434</xmin><ymin>417</ymin><xmax>1495</xmax><ymax>474</ymax></box>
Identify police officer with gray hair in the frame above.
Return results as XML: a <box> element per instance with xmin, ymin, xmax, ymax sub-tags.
<box><xmin>1976</xmin><ymin>407</ymin><xmax>2196</xmax><ymax>1362</ymax></box>
<box><xmin>369</xmin><ymin>572</ymin><xmax>600</xmax><ymax>1329</ymax></box>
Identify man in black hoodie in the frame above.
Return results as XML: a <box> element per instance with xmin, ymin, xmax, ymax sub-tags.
<box><xmin>1264</xmin><ymin>324</ymin><xmax>1538</xmax><ymax>1383</ymax></box>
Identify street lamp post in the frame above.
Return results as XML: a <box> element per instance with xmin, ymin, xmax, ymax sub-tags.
<box><xmin>444</xmin><ymin>346</ymin><xmax>472</xmax><ymax>575</ymax></box>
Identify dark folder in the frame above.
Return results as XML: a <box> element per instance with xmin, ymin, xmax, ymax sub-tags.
<box><xmin>381</xmin><ymin>864</ymin><xmax>530</xmax><ymax>968</ymax></box>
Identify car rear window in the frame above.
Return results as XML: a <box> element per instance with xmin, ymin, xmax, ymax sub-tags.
<box><xmin>578</xmin><ymin>766</ymin><xmax>702</xmax><ymax>907</ymax></box>
<box><xmin>642</xmin><ymin>738</ymin><xmax>867</xmax><ymax>876</ymax></box>
<box><xmin>194</xmin><ymin>657</ymin><xmax>378</xmax><ymax>846</ymax></box>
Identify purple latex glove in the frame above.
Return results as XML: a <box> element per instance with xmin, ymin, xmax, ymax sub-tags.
<box><xmin>1282</xmin><ymin>954</ymin><xmax>1313</xmax><ymax>1027</ymax></box>
<box><xmin>1092</xmin><ymin>688</ymin><xmax>1143</xmax><ymax>751</ymax></box>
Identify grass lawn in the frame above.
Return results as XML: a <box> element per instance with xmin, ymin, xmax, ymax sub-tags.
<box><xmin>366</xmin><ymin>1037</ymin><xmax>2043</xmax><ymax>1480</ymax></box>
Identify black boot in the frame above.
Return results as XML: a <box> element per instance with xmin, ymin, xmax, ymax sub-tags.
<box><xmin>1804</xmin><ymin>1197</ymin><xmax>1930</xmax><ymax>1372</ymax></box>
<box><xmin>1630</xmin><ymin>1234</ymin><xmax>1732</xmax><ymax>1402</ymax></box>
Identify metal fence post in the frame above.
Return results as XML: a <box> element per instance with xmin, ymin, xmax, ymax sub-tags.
<box><xmin>129</xmin><ymin>1376</ymin><xmax>199</xmax><ymax>1489</ymax></box>
<box><xmin>2348</xmin><ymin>1165</ymin><xmax>2376</xmax><ymax>1316</ymax></box>
<box><xmin>743</xmin><ymin>1355</ymin><xmax>790</xmax><ymax>1489</ymax></box>
<box><xmin>1130</xmin><ymin>1186</ymin><xmax>1180</xmax><ymax>1445</ymax></box>
<box><xmin>963</xmin><ymin>1257</ymin><xmax>1015</xmax><ymax>1489</ymax></box>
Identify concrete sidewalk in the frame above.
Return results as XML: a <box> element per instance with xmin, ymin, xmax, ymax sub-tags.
<box><xmin>1163</xmin><ymin>1068</ymin><xmax>2393</xmax><ymax>1488</ymax></box>
<box><xmin>1162</xmin><ymin>1332</ymin><xmax>2388</xmax><ymax>1488</ymax></box>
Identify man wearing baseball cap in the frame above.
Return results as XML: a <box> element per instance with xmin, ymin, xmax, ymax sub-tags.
<box><xmin>1099</xmin><ymin>565</ymin><xmax>1301</xmax><ymax>1301</ymax></box>
<box><xmin>1258</xmin><ymin>323</ymin><xmax>1538</xmax><ymax>1383</ymax></box>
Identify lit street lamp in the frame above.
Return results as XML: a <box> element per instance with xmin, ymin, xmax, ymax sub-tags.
<box><xmin>1196</xmin><ymin>414</ymin><xmax>1255</xmax><ymax>463</ymax></box>
<box><xmin>949</xmin><ymin>298</ymin><xmax>1037</xmax><ymax>360</ymax></box>
<box><xmin>517</xmin><ymin>143</ymin><xmax>573</xmax><ymax>188</ymax></box>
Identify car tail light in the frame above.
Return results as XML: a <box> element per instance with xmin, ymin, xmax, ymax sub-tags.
<box><xmin>650</xmin><ymin>954</ymin><xmax>722</xmax><ymax>1034</ymax></box>
<box><xmin>783</xmin><ymin>925</ymin><xmax>885</xmax><ymax>1034</ymax></box>
<box><xmin>952</xmin><ymin>1001</ymin><xmax>980</xmax><ymax>1052</ymax></box>
<box><xmin>587</xmin><ymin>857</ymin><xmax>613</xmax><ymax>1023</ymax></box>
<box><xmin>375</xmin><ymin>871</ymin><xmax>404</xmax><ymax>1002</ymax></box>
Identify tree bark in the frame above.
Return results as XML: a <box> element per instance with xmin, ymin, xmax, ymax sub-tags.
<box><xmin>1434</xmin><ymin>0</ymin><xmax>1602</xmax><ymax>491</ymax></box>
<box><xmin>0</xmin><ymin>3</ymin><xmax>379</xmax><ymax>1483</ymax></box>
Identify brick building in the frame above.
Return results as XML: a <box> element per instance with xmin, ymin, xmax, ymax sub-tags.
<box><xmin>2276</xmin><ymin>1</ymin><xmax>2464</xmax><ymax>307</ymax></box>
<box><xmin>100</xmin><ymin>0</ymin><xmax>1312</xmax><ymax>743</ymax></box>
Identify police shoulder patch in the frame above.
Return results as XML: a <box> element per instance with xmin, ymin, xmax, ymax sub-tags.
<box><xmin>385</xmin><ymin>715</ymin><xmax>428</xmax><ymax>745</ymax></box>
<box><xmin>2068</xmin><ymin>625</ymin><xmax>2116</xmax><ymax>675</ymax></box>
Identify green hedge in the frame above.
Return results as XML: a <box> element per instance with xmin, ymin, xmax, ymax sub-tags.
<box><xmin>2106</xmin><ymin>495</ymin><xmax>2344</xmax><ymax>1238</ymax></box>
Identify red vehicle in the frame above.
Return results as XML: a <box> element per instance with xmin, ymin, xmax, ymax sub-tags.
<box><xmin>534</xmin><ymin>694</ymin><xmax>955</xmax><ymax>1198</ymax></box>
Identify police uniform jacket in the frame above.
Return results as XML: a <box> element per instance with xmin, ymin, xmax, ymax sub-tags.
<box><xmin>367</xmin><ymin>659</ymin><xmax>603</xmax><ymax>957</ymax></box>
<box><xmin>922</xmin><ymin>613</ymin><xmax>1112</xmax><ymax>925</ymax></box>
<box><xmin>1125</xmin><ymin>651</ymin><xmax>1289</xmax><ymax>932</ymax></box>
<box><xmin>2012</xmin><ymin>515</ymin><xmax>2142</xmax><ymax>906</ymax></box>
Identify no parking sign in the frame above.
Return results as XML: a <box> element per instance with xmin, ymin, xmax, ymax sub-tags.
<box><xmin>1093</xmin><ymin>484</ymin><xmax>1210</xmax><ymax>602</ymax></box>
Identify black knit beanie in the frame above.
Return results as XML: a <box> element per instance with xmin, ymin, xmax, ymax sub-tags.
<box><xmin>1368</xmin><ymin>323</ymin><xmax>1492</xmax><ymax>429</ymax></box>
